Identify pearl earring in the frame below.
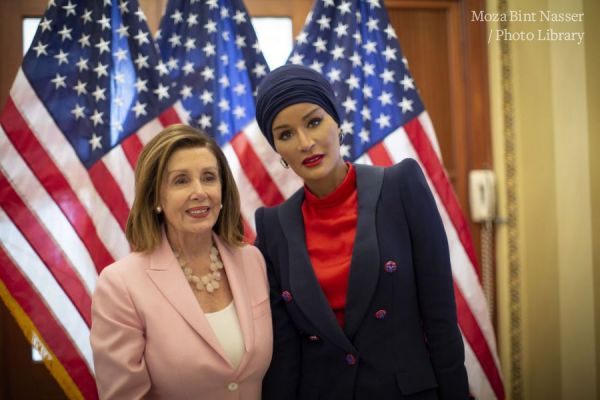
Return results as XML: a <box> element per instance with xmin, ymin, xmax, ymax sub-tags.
<box><xmin>156</xmin><ymin>206</ymin><xmax>162</xmax><ymax>213</ymax></box>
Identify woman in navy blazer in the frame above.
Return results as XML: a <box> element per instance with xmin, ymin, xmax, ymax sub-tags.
<box><xmin>254</xmin><ymin>64</ymin><xmax>470</xmax><ymax>400</ymax></box>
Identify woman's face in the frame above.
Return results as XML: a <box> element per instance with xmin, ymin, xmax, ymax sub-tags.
<box><xmin>159</xmin><ymin>146</ymin><xmax>222</xmax><ymax>241</ymax></box>
<box><xmin>272</xmin><ymin>102</ymin><xmax>345</xmax><ymax>193</ymax></box>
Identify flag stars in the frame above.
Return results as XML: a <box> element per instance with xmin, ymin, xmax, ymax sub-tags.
<box><xmin>233</xmin><ymin>83</ymin><xmax>246</xmax><ymax>95</ymax></box>
<box><xmin>375</xmin><ymin>113</ymin><xmax>391</xmax><ymax>129</ymax></box>
<box><xmin>97</xmin><ymin>14</ymin><xmax>111</xmax><ymax>31</ymax></box>
<box><xmin>134</xmin><ymin>7</ymin><xmax>146</xmax><ymax>21</ymax></box>
<box><xmin>363</xmin><ymin>84</ymin><xmax>373</xmax><ymax>99</ymax></box>
<box><xmin>200</xmin><ymin>90</ymin><xmax>214</xmax><ymax>105</ymax></box>
<box><xmin>384</xmin><ymin>24</ymin><xmax>397</xmax><ymax>39</ymax></box>
<box><xmin>217</xmin><ymin>122</ymin><xmax>229</xmax><ymax>135</ymax></box>
<box><xmin>117</xmin><ymin>24</ymin><xmax>129</xmax><ymax>38</ymax></box>
<box><xmin>362</xmin><ymin>62</ymin><xmax>375</xmax><ymax>76</ymax></box>
<box><xmin>166</xmin><ymin>57</ymin><xmax>178</xmax><ymax>71</ymax></box>
<box><xmin>51</xmin><ymin>73</ymin><xmax>66</xmax><ymax>89</ymax></box>
<box><xmin>220</xmin><ymin>7</ymin><xmax>230</xmax><ymax>18</ymax></box>
<box><xmin>135</xmin><ymin>77</ymin><xmax>148</xmax><ymax>92</ymax></box>
<box><xmin>92</xmin><ymin>85</ymin><xmax>107</xmax><ymax>102</ymax></box>
<box><xmin>337</xmin><ymin>1</ymin><xmax>352</xmax><ymax>15</ymax></box>
<box><xmin>54</xmin><ymin>50</ymin><xmax>69</xmax><ymax>65</ymax></box>
<box><xmin>330</xmin><ymin>45</ymin><xmax>345</xmax><ymax>60</ymax></box>
<box><xmin>363</xmin><ymin>40</ymin><xmax>377</xmax><ymax>54</ymax></box>
<box><xmin>366</xmin><ymin>17</ymin><xmax>379</xmax><ymax>32</ymax></box>
<box><xmin>327</xmin><ymin>67</ymin><xmax>341</xmax><ymax>83</ymax></box>
<box><xmin>153</xmin><ymin>84</ymin><xmax>170</xmax><ymax>100</ymax></box>
<box><xmin>367</xmin><ymin>0</ymin><xmax>381</xmax><ymax>8</ymax></box>
<box><xmin>114</xmin><ymin>72</ymin><xmax>126</xmax><ymax>84</ymax></box>
<box><xmin>32</xmin><ymin>42</ymin><xmax>48</xmax><ymax>57</ymax></box>
<box><xmin>235</xmin><ymin>59</ymin><xmax>246</xmax><ymax>71</ymax></box>
<box><xmin>204</xmin><ymin>20</ymin><xmax>217</xmax><ymax>33</ymax></box>
<box><xmin>201</xmin><ymin>66</ymin><xmax>215</xmax><ymax>81</ymax></box>
<box><xmin>340</xmin><ymin>120</ymin><xmax>354</xmax><ymax>135</ymax></box>
<box><xmin>342</xmin><ymin>96</ymin><xmax>357</xmax><ymax>113</ymax></box>
<box><xmin>349</xmin><ymin>52</ymin><xmax>362</xmax><ymax>67</ymax></box>
<box><xmin>90</xmin><ymin>110</ymin><xmax>104</xmax><ymax>126</ymax></box>
<box><xmin>70</xmin><ymin>104</ymin><xmax>85</xmax><ymax>120</ymax></box>
<box><xmin>233</xmin><ymin>10</ymin><xmax>246</xmax><ymax>24</ymax></box>
<box><xmin>134</xmin><ymin>29</ymin><xmax>150</xmax><ymax>45</ymax></box>
<box><xmin>76</xmin><ymin>57</ymin><xmax>89</xmax><ymax>71</ymax></box>
<box><xmin>218</xmin><ymin>99</ymin><xmax>230</xmax><ymax>111</ymax></box>
<box><xmin>187</xmin><ymin>13</ymin><xmax>199</xmax><ymax>27</ymax></box>
<box><xmin>316</xmin><ymin>15</ymin><xmax>331</xmax><ymax>30</ymax></box>
<box><xmin>171</xmin><ymin>9</ymin><xmax>183</xmax><ymax>23</ymax></box>
<box><xmin>58</xmin><ymin>25</ymin><xmax>73</xmax><ymax>41</ymax></box>
<box><xmin>115</xmin><ymin>49</ymin><xmax>127</xmax><ymax>61</ymax></box>
<box><xmin>359</xmin><ymin>128</ymin><xmax>370</xmax><ymax>143</ymax></box>
<box><xmin>361</xmin><ymin>106</ymin><xmax>371</xmax><ymax>121</ymax></box>
<box><xmin>155</xmin><ymin>61</ymin><xmax>169</xmax><ymax>76</ymax></box>
<box><xmin>184</xmin><ymin>38</ymin><xmax>196</xmax><ymax>51</ymax></box>
<box><xmin>296</xmin><ymin>31</ymin><xmax>309</xmax><ymax>45</ymax></box>
<box><xmin>40</xmin><ymin>18</ymin><xmax>52</xmax><ymax>32</ymax></box>
<box><xmin>182</xmin><ymin>61</ymin><xmax>195</xmax><ymax>75</ymax></box>
<box><xmin>203</xmin><ymin>42</ymin><xmax>216</xmax><ymax>57</ymax></box>
<box><xmin>132</xmin><ymin>101</ymin><xmax>147</xmax><ymax>117</ymax></box>
<box><xmin>94</xmin><ymin>62</ymin><xmax>109</xmax><ymax>78</ymax></box>
<box><xmin>252</xmin><ymin>63</ymin><xmax>267</xmax><ymax>78</ymax></box>
<box><xmin>378</xmin><ymin>91</ymin><xmax>393</xmax><ymax>106</ymax></box>
<box><xmin>382</xmin><ymin>46</ymin><xmax>397</xmax><ymax>61</ymax></box>
<box><xmin>73</xmin><ymin>80</ymin><xmax>87</xmax><ymax>95</ymax></box>
<box><xmin>313</xmin><ymin>37</ymin><xmax>328</xmax><ymax>53</ymax></box>
<box><xmin>400</xmin><ymin>74</ymin><xmax>415</xmax><ymax>91</ymax></box>
<box><xmin>89</xmin><ymin>134</ymin><xmax>102</xmax><ymax>150</ymax></box>
<box><xmin>289</xmin><ymin>52</ymin><xmax>304</xmax><ymax>64</ymax></box>
<box><xmin>198</xmin><ymin>114</ymin><xmax>211</xmax><ymax>129</ymax></box>
<box><xmin>95</xmin><ymin>38</ymin><xmax>111</xmax><ymax>54</ymax></box>
<box><xmin>180</xmin><ymin>85</ymin><xmax>193</xmax><ymax>99</ymax></box>
<box><xmin>62</xmin><ymin>0</ymin><xmax>77</xmax><ymax>16</ymax></box>
<box><xmin>78</xmin><ymin>34</ymin><xmax>91</xmax><ymax>47</ymax></box>
<box><xmin>168</xmin><ymin>33</ymin><xmax>182</xmax><ymax>47</ymax></box>
<box><xmin>235</xmin><ymin>34</ymin><xmax>246</xmax><ymax>48</ymax></box>
<box><xmin>222</xmin><ymin>31</ymin><xmax>231</xmax><ymax>41</ymax></box>
<box><xmin>334</xmin><ymin>23</ymin><xmax>348</xmax><ymax>37</ymax></box>
<box><xmin>119</xmin><ymin>1</ymin><xmax>129</xmax><ymax>14</ymax></box>
<box><xmin>380</xmin><ymin>68</ymin><xmax>395</xmax><ymax>84</ymax></box>
<box><xmin>233</xmin><ymin>106</ymin><xmax>246</xmax><ymax>119</ymax></box>
<box><xmin>345</xmin><ymin>74</ymin><xmax>360</xmax><ymax>90</ymax></box>
<box><xmin>134</xmin><ymin>54</ymin><xmax>149</xmax><ymax>69</ymax></box>
<box><xmin>398</xmin><ymin>97</ymin><xmax>413</xmax><ymax>113</ymax></box>
<box><xmin>219</xmin><ymin>75</ymin><xmax>230</xmax><ymax>88</ymax></box>
<box><xmin>207</xmin><ymin>0</ymin><xmax>218</xmax><ymax>9</ymax></box>
<box><xmin>309</xmin><ymin>60</ymin><xmax>324</xmax><ymax>73</ymax></box>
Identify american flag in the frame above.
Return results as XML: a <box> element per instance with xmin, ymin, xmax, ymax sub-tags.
<box><xmin>0</xmin><ymin>0</ymin><xmax>182</xmax><ymax>398</ymax></box>
<box><xmin>287</xmin><ymin>0</ymin><xmax>505</xmax><ymax>398</ymax></box>
<box><xmin>156</xmin><ymin>0</ymin><xmax>302</xmax><ymax>240</ymax></box>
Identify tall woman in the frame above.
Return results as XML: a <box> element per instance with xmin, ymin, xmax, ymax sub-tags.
<box><xmin>90</xmin><ymin>124</ymin><xmax>272</xmax><ymax>399</ymax></box>
<box><xmin>254</xmin><ymin>64</ymin><xmax>470</xmax><ymax>400</ymax></box>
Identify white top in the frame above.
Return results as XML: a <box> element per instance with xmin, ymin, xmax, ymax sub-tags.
<box><xmin>205</xmin><ymin>301</ymin><xmax>245</xmax><ymax>369</ymax></box>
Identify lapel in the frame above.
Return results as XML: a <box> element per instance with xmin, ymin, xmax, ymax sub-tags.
<box><xmin>145</xmin><ymin>230</ymin><xmax>230</xmax><ymax>365</ymax></box>
<box><xmin>343</xmin><ymin>164</ymin><xmax>384</xmax><ymax>338</ymax></box>
<box><xmin>214</xmin><ymin>234</ymin><xmax>255</xmax><ymax>372</ymax></box>
<box><xmin>279</xmin><ymin>190</ymin><xmax>354</xmax><ymax>352</ymax></box>
<box><xmin>278</xmin><ymin>164</ymin><xmax>384</xmax><ymax>348</ymax></box>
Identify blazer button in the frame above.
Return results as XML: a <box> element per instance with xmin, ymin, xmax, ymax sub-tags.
<box><xmin>375</xmin><ymin>309</ymin><xmax>387</xmax><ymax>320</ymax></box>
<box><xmin>308</xmin><ymin>335</ymin><xmax>320</xmax><ymax>342</ymax></box>
<box><xmin>345</xmin><ymin>353</ymin><xmax>357</xmax><ymax>365</ymax></box>
<box><xmin>281</xmin><ymin>290</ymin><xmax>293</xmax><ymax>302</ymax></box>
<box><xmin>384</xmin><ymin>260</ymin><xmax>398</xmax><ymax>273</ymax></box>
<box><xmin>227</xmin><ymin>382</ymin><xmax>238</xmax><ymax>391</ymax></box>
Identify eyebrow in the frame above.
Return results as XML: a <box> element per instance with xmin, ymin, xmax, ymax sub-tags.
<box><xmin>272</xmin><ymin>107</ymin><xmax>321</xmax><ymax>132</ymax></box>
<box><xmin>166</xmin><ymin>166</ymin><xmax>218</xmax><ymax>176</ymax></box>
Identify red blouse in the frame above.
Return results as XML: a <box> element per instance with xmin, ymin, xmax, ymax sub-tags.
<box><xmin>301</xmin><ymin>164</ymin><xmax>357</xmax><ymax>328</ymax></box>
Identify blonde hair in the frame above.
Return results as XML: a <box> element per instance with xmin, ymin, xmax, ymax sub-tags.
<box><xmin>126</xmin><ymin>124</ymin><xmax>244</xmax><ymax>252</ymax></box>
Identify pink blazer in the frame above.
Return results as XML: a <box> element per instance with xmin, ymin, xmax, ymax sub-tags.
<box><xmin>90</xmin><ymin>232</ymin><xmax>272</xmax><ymax>400</ymax></box>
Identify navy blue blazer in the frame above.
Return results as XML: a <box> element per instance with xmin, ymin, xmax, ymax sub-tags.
<box><xmin>255</xmin><ymin>159</ymin><xmax>469</xmax><ymax>400</ymax></box>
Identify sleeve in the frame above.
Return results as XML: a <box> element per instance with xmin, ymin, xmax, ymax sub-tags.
<box><xmin>397</xmin><ymin>158</ymin><xmax>470</xmax><ymax>399</ymax></box>
<box><xmin>254</xmin><ymin>207</ymin><xmax>301</xmax><ymax>400</ymax></box>
<box><xmin>90</xmin><ymin>265</ymin><xmax>150</xmax><ymax>400</ymax></box>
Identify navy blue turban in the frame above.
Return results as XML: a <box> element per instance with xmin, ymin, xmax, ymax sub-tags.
<box><xmin>255</xmin><ymin>64</ymin><xmax>341</xmax><ymax>149</ymax></box>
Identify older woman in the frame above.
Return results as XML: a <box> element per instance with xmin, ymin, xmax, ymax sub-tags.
<box><xmin>254</xmin><ymin>64</ymin><xmax>470</xmax><ymax>399</ymax></box>
<box><xmin>90</xmin><ymin>124</ymin><xmax>272</xmax><ymax>399</ymax></box>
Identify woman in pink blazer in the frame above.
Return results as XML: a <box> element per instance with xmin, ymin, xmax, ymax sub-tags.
<box><xmin>90</xmin><ymin>124</ymin><xmax>272</xmax><ymax>399</ymax></box>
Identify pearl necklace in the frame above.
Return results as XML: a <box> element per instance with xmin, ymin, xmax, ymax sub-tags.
<box><xmin>176</xmin><ymin>245</ymin><xmax>224</xmax><ymax>294</ymax></box>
